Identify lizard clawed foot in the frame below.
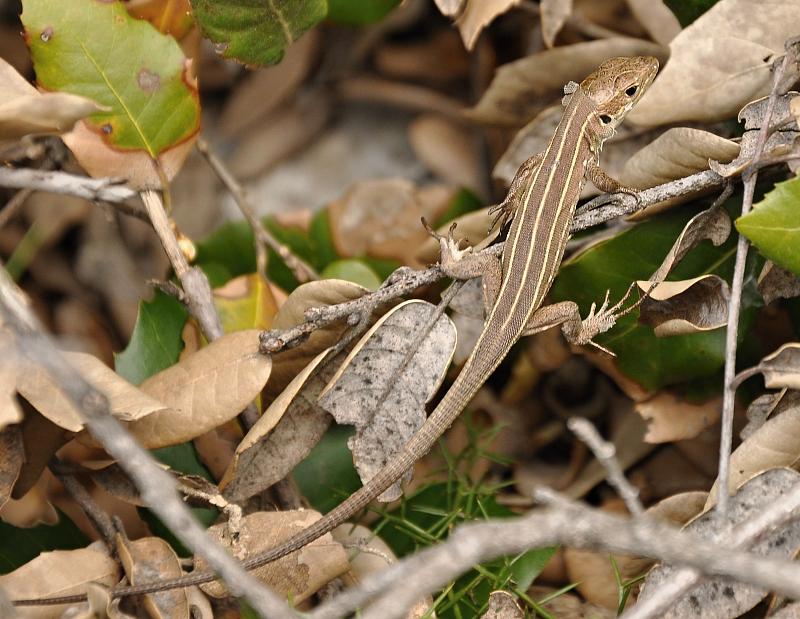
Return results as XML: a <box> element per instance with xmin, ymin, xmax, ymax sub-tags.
<box><xmin>614</xmin><ymin>185</ymin><xmax>643</xmax><ymax>207</ymax></box>
<box><xmin>488</xmin><ymin>200</ymin><xmax>514</xmax><ymax>233</ymax></box>
<box><xmin>570</xmin><ymin>283</ymin><xmax>642</xmax><ymax>355</ymax></box>
<box><xmin>421</xmin><ymin>217</ymin><xmax>472</xmax><ymax>270</ymax></box>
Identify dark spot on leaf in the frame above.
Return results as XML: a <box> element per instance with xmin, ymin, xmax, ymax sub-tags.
<box><xmin>723</xmin><ymin>586</ymin><xmax>735</xmax><ymax>599</ymax></box>
<box><xmin>40</xmin><ymin>26</ymin><xmax>53</xmax><ymax>42</ymax></box>
<box><xmin>101</xmin><ymin>124</ymin><xmax>113</xmax><ymax>135</ymax></box>
<box><xmin>137</xmin><ymin>68</ymin><xmax>160</xmax><ymax>93</ymax></box>
<box><xmin>689</xmin><ymin>595</ymin><xmax>700</xmax><ymax>610</ymax></box>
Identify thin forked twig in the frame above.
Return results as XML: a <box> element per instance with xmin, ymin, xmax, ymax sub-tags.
<box><xmin>716</xmin><ymin>41</ymin><xmax>797</xmax><ymax>519</ymax></box>
<box><xmin>196</xmin><ymin>137</ymin><xmax>319</xmax><ymax>284</ymax></box>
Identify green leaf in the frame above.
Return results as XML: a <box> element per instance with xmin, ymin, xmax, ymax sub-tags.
<box><xmin>309</xmin><ymin>209</ymin><xmax>340</xmax><ymax>270</ymax></box>
<box><xmin>293</xmin><ymin>426</ymin><xmax>361</xmax><ymax>513</ymax></box>
<box><xmin>115</xmin><ymin>291</ymin><xmax>187</xmax><ymax>385</ymax></box>
<box><xmin>327</xmin><ymin>0</ymin><xmax>401</xmax><ymax>24</ymax></box>
<box><xmin>190</xmin><ymin>0</ymin><xmax>327</xmax><ymax>66</ymax></box>
<box><xmin>551</xmin><ymin>202</ymin><xmax>761</xmax><ymax>391</ymax></box>
<box><xmin>321</xmin><ymin>259</ymin><xmax>382</xmax><ymax>289</ymax></box>
<box><xmin>736</xmin><ymin>177</ymin><xmax>800</xmax><ymax>277</ymax></box>
<box><xmin>664</xmin><ymin>0</ymin><xmax>720</xmax><ymax>26</ymax></box>
<box><xmin>22</xmin><ymin>0</ymin><xmax>200</xmax><ymax>156</ymax></box>
<box><xmin>0</xmin><ymin>510</ymin><xmax>87</xmax><ymax>574</ymax></box>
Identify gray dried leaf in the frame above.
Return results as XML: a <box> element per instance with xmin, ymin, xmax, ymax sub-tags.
<box><xmin>736</xmin><ymin>343</ymin><xmax>800</xmax><ymax>390</ymax></box>
<box><xmin>319</xmin><ymin>300</ymin><xmax>457</xmax><ymax>502</ymax></box>
<box><xmin>221</xmin><ymin>348</ymin><xmax>335</xmax><ymax>503</ymax></box>
<box><xmin>759</xmin><ymin>261</ymin><xmax>800</xmax><ymax>305</ymax></box>
<box><xmin>638</xmin><ymin>275</ymin><xmax>729</xmax><ymax>337</ymax></box>
<box><xmin>481</xmin><ymin>591</ymin><xmax>524</xmax><ymax>618</ymax></box>
<box><xmin>710</xmin><ymin>92</ymin><xmax>800</xmax><ymax>178</ymax></box>
<box><xmin>640</xmin><ymin>468</ymin><xmax>800</xmax><ymax>618</ymax></box>
<box><xmin>540</xmin><ymin>0</ymin><xmax>573</xmax><ymax>48</ymax></box>
<box><xmin>740</xmin><ymin>389</ymin><xmax>800</xmax><ymax>440</ymax></box>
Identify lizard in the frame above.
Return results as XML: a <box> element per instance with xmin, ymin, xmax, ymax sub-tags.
<box><xmin>13</xmin><ymin>55</ymin><xmax>658</xmax><ymax>607</ymax></box>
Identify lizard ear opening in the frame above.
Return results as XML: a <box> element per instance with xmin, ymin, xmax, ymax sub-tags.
<box><xmin>599</xmin><ymin>114</ymin><xmax>612</xmax><ymax>124</ymax></box>
<box><xmin>625</xmin><ymin>85</ymin><xmax>639</xmax><ymax>97</ymax></box>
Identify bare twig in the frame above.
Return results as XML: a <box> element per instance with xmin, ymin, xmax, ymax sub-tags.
<box><xmin>567</xmin><ymin>417</ymin><xmax>644</xmax><ymax>516</ymax></box>
<box><xmin>140</xmin><ymin>190</ymin><xmax>223</xmax><ymax>342</ymax></box>
<box><xmin>312</xmin><ymin>491</ymin><xmax>800</xmax><ymax>619</ymax></box>
<box><xmin>0</xmin><ymin>189</ymin><xmax>32</xmax><ymax>229</ymax></box>
<box><xmin>48</xmin><ymin>458</ymin><xmax>117</xmax><ymax>552</ymax></box>
<box><xmin>0</xmin><ymin>268</ymin><xmax>293</xmax><ymax>618</ymax></box>
<box><xmin>716</xmin><ymin>44</ymin><xmax>796</xmax><ymax>518</ymax></box>
<box><xmin>623</xmin><ymin>479</ymin><xmax>800</xmax><ymax>619</ymax></box>
<box><xmin>0</xmin><ymin>167</ymin><xmax>138</xmax><ymax>205</ymax></box>
<box><xmin>196</xmin><ymin>137</ymin><xmax>319</xmax><ymax>284</ymax></box>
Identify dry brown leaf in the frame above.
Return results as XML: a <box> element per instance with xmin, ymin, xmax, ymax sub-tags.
<box><xmin>196</xmin><ymin>510</ymin><xmax>348</xmax><ymax>602</ymax></box>
<box><xmin>89</xmin><ymin>463</ymin><xmax>148</xmax><ymax>507</ymax></box>
<box><xmin>635</xmin><ymin>391</ymin><xmax>721</xmax><ymax>443</ymax></box>
<box><xmin>625</xmin><ymin>0</ymin><xmax>681</xmax><ymax>46</ymax></box>
<box><xmin>455</xmin><ymin>0</ymin><xmax>522</xmax><ymax>50</ymax></box>
<box><xmin>467</xmin><ymin>38</ymin><xmax>666</xmax><ymax>126</ymax></box>
<box><xmin>629</xmin><ymin>0</ymin><xmax>800</xmax><ymax>125</ymax></box>
<box><xmin>228</xmin><ymin>94</ymin><xmax>331</xmax><ymax>179</ymax></box>
<box><xmin>646</xmin><ymin>469</ymin><xmax>800</xmax><ymax>618</ymax></box>
<box><xmin>0</xmin><ymin>361</ymin><xmax>21</xmax><ymax>431</ymax></box>
<box><xmin>117</xmin><ymin>536</ymin><xmax>187</xmax><ymax>619</ymax></box>
<box><xmin>12</xmin><ymin>406</ymin><xmax>73</xmax><ymax>500</ymax></box>
<box><xmin>710</xmin><ymin>92</ymin><xmax>800</xmax><ymax>178</ymax></box>
<box><xmin>434</xmin><ymin>0</ymin><xmax>465</xmax><ymax>17</ymax></box>
<box><xmin>319</xmin><ymin>300</ymin><xmax>457</xmax><ymax>502</ymax></box>
<box><xmin>738</xmin><ymin>343</ymin><xmax>800</xmax><ymax>391</ymax></box>
<box><xmin>337</xmin><ymin>76</ymin><xmax>464</xmax><ymax>118</ymax></box>
<box><xmin>637</xmin><ymin>275</ymin><xmax>730</xmax><ymax>337</ymax></box>
<box><xmin>619</xmin><ymin>128</ymin><xmax>740</xmax><ymax>190</ymax></box>
<box><xmin>740</xmin><ymin>389</ymin><xmax>800</xmax><ymax>440</ymax></box>
<box><xmin>218</xmin><ymin>31</ymin><xmax>319</xmax><ymax>137</ymax></box>
<box><xmin>63</xmin><ymin>120</ymin><xmax>195</xmax><ymax>190</ymax></box>
<box><xmin>541</xmin><ymin>0</ymin><xmax>573</xmax><ymax>48</ymax></box>
<box><xmin>328</xmin><ymin>178</ymin><xmax>454</xmax><ymax>267</ymax></box>
<box><xmin>0</xmin><ymin>546</ymin><xmax>119</xmax><ymax>618</ymax></box>
<box><xmin>482</xmin><ymin>591</ymin><xmax>524</xmax><ymax>618</ymax></box>
<box><xmin>759</xmin><ymin>261</ymin><xmax>800</xmax><ymax>305</ymax></box>
<box><xmin>528</xmin><ymin>585</ymin><xmax>615</xmax><ymax>619</ymax></box>
<box><xmin>374</xmin><ymin>30</ymin><xmax>470</xmax><ymax>85</ymax></box>
<box><xmin>266</xmin><ymin>279</ymin><xmax>370</xmax><ymax>397</ymax></box>
<box><xmin>127</xmin><ymin>330</ymin><xmax>271</xmax><ymax>448</ymax></box>
<box><xmin>221</xmin><ymin>348</ymin><xmax>333</xmax><ymax>502</ymax></box>
<box><xmin>0</xmin><ymin>57</ymin><xmax>105</xmax><ymax>143</ymax></box>
<box><xmin>0</xmin><ymin>425</ymin><xmax>22</xmax><ymax>509</ymax></box>
<box><xmin>18</xmin><ymin>351</ymin><xmax>169</xmax><ymax>433</ymax></box>
<box><xmin>408</xmin><ymin>114</ymin><xmax>483</xmax><ymax>195</ymax></box>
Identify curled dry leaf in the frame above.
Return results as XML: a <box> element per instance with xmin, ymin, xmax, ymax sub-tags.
<box><xmin>736</xmin><ymin>342</ymin><xmax>800</xmax><ymax>391</ymax></box>
<box><xmin>128</xmin><ymin>330</ymin><xmax>271</xmax><ymax>448</ymax></box>
<box><xmin>635</xmin><ymin>391</ymin><xmax>722</xmax><ymax>443</ymax></box>
<box><xmin>467</xmin><ymin>38</ymin><xmax>666</xmax><ymax>126</ymax></box>
<box><xmin>481</xmin><ymin>590</ymin><xmax>524</xmax><ymax>619</ymax></box>
<box><xmin>333</xmin><ymin>524</ymin><xmax>434</xmax><ymax>617</ymax></box>
<box><xmin>629</xmin><ymin>0</ymin><xmax>800</xmax><ymax>125</ymax></box>
<box><xmin>117</xmin><ymin>535</ymin><xmax>187</xmax><ymax>619</ymax></box>
<box><xmin>195</xmin><ymin>510</ymin><xmax>348</xmax><ymax>602</ymax></box>
<box><xmin>0</xmin><ymin>360</ymin><xmax>21</xmax><ymax>431</ymax></box>
<box><xmin>319</xmin><ymin>300</ymin><xmax>457</xmax><ymax>502</ymax></box>
<box><xmin>0</xmin><ymin>57</ymin><xmax>105</xmax><ymax>143</ymax></box>
<box><xmin>12</xmin><ymin>406</ymin><xmax>73</xmax><ymax>500</ymax></box>
<box><xmin>266</xmin><ymin>279</ymin><xmax>370</xmax><ymax>397</ymax></box>
<box><xmin>218</xmin><ymin>31</ymin><xmax>319</xmax><ymax>138</ymax></box>
<box><xmin>18</xmin><ymin>351</ymin><xmax>170</xmax><ymax>433</ymax></box>
<box><xmin>0</xmin><ymin>546</ymin><xmax>119</xmax><ymax>618</ymax></box>
<box><xmin>455</xmin><ymin>0</ymin><xmax>522</xmax><ymax>50</ymax></box>
<box><xmin>637</xmin><ymin>275</ymin><xmax>730</xmax><ymax>337</ymax></box>
<box><xmin>709</xmin><ymin>92</ymin><xmax>800</xmax><ymax>178</ymax></box>
<box><xmin>328</xmin><ymin>178</ymin><xmax>454</xmax><ymax>268</ymax></box>
<box><xmin>740</xmin><ymin>389</ymin><xmax>800</xmax><ymax>440</ymax></box>
<box><xmin>625</xmin><ymin>0</ymin><xmax>681</xmax><ymax>46</ymax></box>
<box><xmin>540</xmin><ymin>0</ymin><xmax>573</xmax><ymax>48</ymax></box>
<box><xmin>221</xmin><ymin>348</ymin><xmax>334</xmax><ymax>502</ymax></box>
<box><xmin>408</xmin><ymin>114</ymin><xmax>483</xmax><ymax>195</ymax></box>
<box><xmin>758</xmin><ymin>261</ymin><xmax>800</xmax><ymax>305</ymax></box>
<box><xmin>0</xmin><ymin>425</ymin><xmax>22</xmax><ymax>509</ymax></box>
<box><xmin>434</xmin><ymin>0</ymin><xmax>465</xmax><ymax>18</ymax></box>
<box><xmin>643</xmin><ymin>468</ymin><xmax>800</xmax><ymax>618</ymax></box>
<box><xmin>619</xmin><ymin>127</ymin><xmax>740</xmax><ymax>190</ymax></box>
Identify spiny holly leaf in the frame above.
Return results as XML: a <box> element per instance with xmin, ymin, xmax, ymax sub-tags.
<box><xmin>191</xmin><ymin>0</ymin><xmax>327</xmax><ymax>66</ymax></box>
<box><xmin>552</xmin><ymin>202</ymin><xmax>761</xmax><ymax>391</ymax></box>
<box><xmin>21</xmin><ymin>0</ymin><xmax>200</xmax><ymax>157</ymax></box>
<box><xmin>736</xmin><ymin>177</ymin><xmax>800</xmax><ymax>277</ymax></box>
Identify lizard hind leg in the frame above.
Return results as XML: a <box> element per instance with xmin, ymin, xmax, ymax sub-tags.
<box><xmin>422</xmin><ymin>218</ymin><xmax>502</xmax><ymax>316</ymax></box>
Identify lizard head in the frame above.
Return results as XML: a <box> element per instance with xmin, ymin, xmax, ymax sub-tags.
<box><xmin>581</xmin><ymin>56</ymin><xmax>659</xmax><ymax>132</ymax></box>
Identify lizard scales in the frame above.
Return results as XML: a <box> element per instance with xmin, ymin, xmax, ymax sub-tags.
<box><xmin>14</xmin><ymin>55</ymin><xmax>658</xmax><ymax>607</ymax></box>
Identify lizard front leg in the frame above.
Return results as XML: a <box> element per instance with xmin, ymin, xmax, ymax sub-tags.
<box><xmin>423</xmin><ymin>219</ymin><xmax>502</xmax><ymax>315</ymax></box>
<box><xmin>522</xmin><ymin>284</ymin><xmax>638</xmax><ymax>355</ymax></box>
<box><xmin>489</xmin><ymin>152</ymin><xmax>545</xmax><ymax>232</ymax></box>
<box><xmin>584</xmin><ymin>160</ymin><xmax>640</xmax><ymax>201</ymax></box>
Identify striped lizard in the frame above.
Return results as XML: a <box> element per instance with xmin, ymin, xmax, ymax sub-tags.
<box><xmin>14</xmin><ymin>55</ymin><xmax>658</xmax><ymax>606</ymax></box>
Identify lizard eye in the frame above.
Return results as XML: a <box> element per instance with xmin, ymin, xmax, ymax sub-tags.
<box><xmin>599</xmin><ymin>114</ymin><xmax>612</xmax><ymax>125</ymax></box>
<box><xmin>625</xmin><ymin>85</ymin><xmax>639</xmax><ymax>97</ymax></box>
